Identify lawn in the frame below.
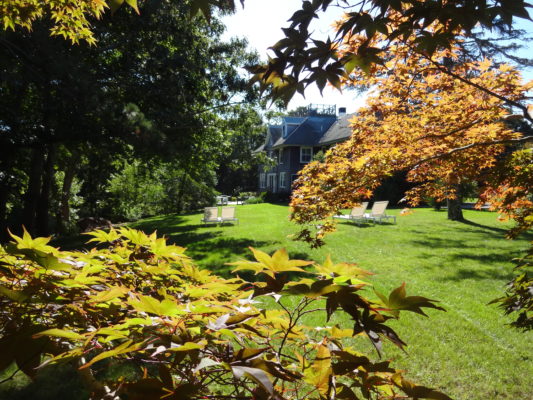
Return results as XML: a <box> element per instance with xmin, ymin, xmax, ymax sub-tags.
<box><xmin>130</xmin><ymin>204</ymin><xmax>532</xmax><ymax>400</ymax></box>
<box><xmin>2</xmin><ymin>204</ymin><xmax>532</xmax><ymax>400</ymax></box>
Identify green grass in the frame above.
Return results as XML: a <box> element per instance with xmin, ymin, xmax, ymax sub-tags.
<box><xmin>131</xmin><ymin>204</ymin><xmax>533</xmax><ymax>400</ymax></box>
<box><xmin>3</xmin><ymin>204</ymin><xmax>532</xmax><ymax>399</ymax></box>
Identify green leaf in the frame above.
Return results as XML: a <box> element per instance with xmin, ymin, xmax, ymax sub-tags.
<box><xmin>108</xmin><ymin>0</ymin><xmax>125</xmax><ymax>14</ymax></box>
<box><xmin>81</xmin><ymin>340</ymin><xmax>143</xmax><ymax>368</ymax></box>
<box><xmin>0</xmin><ymin>286</ymin><xmax>30</xmax><ymax>302</ymax></box>
<box><xmin>167</xmin><ymin>341</ymin><xmax>207</xmax><ymax>352</ymax></box>
<box><xmin>34</xmin><ymin>328</ymin><xmax>85</xmax><ymax>341</ymax></box>
<box><xmin>232</xmin><ymin>366</ymin><xmax>273</xmax><ymax>394</ymax></box>
<box><xmin>305</xmin><ymin>341</ymin><xmax>332</xmax><ymax>396</ymax></box>
<box><xmin>89</xmin><ymin>286</ymin><xmax>129</xmax><ymax>303</ymax></box>
<box><xmin>194</xmin><ymin>357</ymin><xmax>220</xmax><ymax>373</ymax></box>
<box><xmin>393</xmin><ymin>374</ymin><xmax>453</xmax><ymax>400</ymax></box>
<box><xmin>233</xmin><ymin>348</ymin><xmax>267</xmax><ymax>362</ymax></box>
<box><xmin>125</xmin><ymin>0</ymin><xmax>139</xmax><ymax>14</ymax></box>
<box><xmin>128</xmin><ymin>295</ymin><xmax>184</xmax><ymax>316</ymax></box>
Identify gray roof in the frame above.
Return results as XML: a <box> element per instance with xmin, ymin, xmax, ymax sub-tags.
<box><xmin>256</xmin><ymin>113</ymin><xmax>355</xmax><ymax>152</ymax></box>
<box><xmin>318</xmin><ymin>113</ymin><xmax>354</xmax><ymax>145</ymax></box>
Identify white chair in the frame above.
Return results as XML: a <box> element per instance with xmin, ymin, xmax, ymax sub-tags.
<box><xmin>201</xmin><ymin>207</ymin><xmax>220</xmax><ymax>225</ymax></box>
<box><xmin>364</xmin><ymin>201</ymin><xmax>396</xmax><ymax>224</ymax></box>
<box><xmin>220</xmin><ymin>206</ymin><xmax>239</xmax><ymax>225</ymax></box>
<box><xmin>333</xmin><ymin>202</ymin><xmax>369</xmax><ymax>224</ymax></box>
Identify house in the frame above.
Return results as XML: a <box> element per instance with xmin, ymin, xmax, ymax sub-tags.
<box><xmin>256</xmin><ymin>104</ymin><xmax>354</xmax><ymax>194</ymax></box>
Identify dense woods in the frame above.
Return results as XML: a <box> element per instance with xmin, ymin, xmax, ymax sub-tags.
<box><xmin>0</xmin><ymin>1</ymin><xmax>265</xmax><ymax>238</ymax></box>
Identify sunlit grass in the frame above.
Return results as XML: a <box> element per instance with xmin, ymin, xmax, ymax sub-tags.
<box><xmin>132</xmin><ymin>204</ymin><xmax>533</xmax><ymax>400</ymax></box>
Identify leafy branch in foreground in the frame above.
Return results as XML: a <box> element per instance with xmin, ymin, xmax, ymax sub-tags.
<box><xmin>0</xmin><ymin>228</ymin><xmax>450</xmax><ymax>399</ymax></box>
<box><xmin>491</xmin><ymin>242</ymin><xmax>533</xmax><ymax>331</ymax></box>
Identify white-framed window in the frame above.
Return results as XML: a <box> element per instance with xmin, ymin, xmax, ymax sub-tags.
<box><xmin>259</xmin><ymin>173</ymin><xmax>266</xmax><ymax>188</ymax></box>
<box><xmin>279</xmin><ymin>172</ymin><xmax>287</xmax><ymax>188</ymax></box>
<box><xmin>267</xmin><ymin>173</ymin><xmax>277</xmax><ymax>192</ymax></box>
<box><xmin>279</xmin><ymin>148</ymin><xmax>284</xmax><ymax>164</ymax></box>
<box><xmin>300</xmin><ymin>146</ymin><xmax>313</xmax><ymax>163</ymax></box>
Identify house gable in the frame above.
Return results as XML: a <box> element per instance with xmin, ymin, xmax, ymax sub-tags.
<box><xmin>256</xmin><ymin>105</ymin><xmax>355</xmax><ymax>194</ymax></box>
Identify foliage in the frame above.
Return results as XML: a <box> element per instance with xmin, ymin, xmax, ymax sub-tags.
<box><xmin>0</xmin><ymin>228</ymin><xmax>451</xmax><ymax>399</ymax></box>
<box><xmin>0</xmin><ymin>0</ymin><xmax>261</xmax><ymax>237</ymax></box>
<box><xmin>3</xmin><ymin>1</ymin><xmax>531</xmax><ymax>98</ymax></box>
<box><xmin>216</xmin><ymin>106</ymin><xmax>267</xmax><ymax>195</ymax></box>
<box><xmin>248</xmin><ymin>0</ymin><xmax>532</xmax><ymax>103</ymax></box>
<box><xmin>491</xmin><ymin>242</ymin><xmax>533</xmax><ymax>331</ymax></box>
<box><xmin>104</xmin><ymin>159</ymin><xmax>217</xmax><ymax>221</ymax></box>
<box><xmin>289</xmin><ymin>24</ymin><xmax>532</xmax><ymax>246</ymax></box>
<box><xmin>0</xmin><ymin>0</ymin><xmax>108</xmax><ymax>44</ymax></box>
<box><xmin>0</xmin><ymin>0</ymin><xmax>250</xmax><ymax>44</ymax></box>
<box><xmin>244</xmin><ymin>191</ymin><xmax>267</xmax><ymax>204</ymax></box>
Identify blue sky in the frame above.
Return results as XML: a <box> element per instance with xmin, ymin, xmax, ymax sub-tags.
<box><xmin>222</xmin><ymin>0</ymin><xmax>533</xmax><ymax>113</ymax></box>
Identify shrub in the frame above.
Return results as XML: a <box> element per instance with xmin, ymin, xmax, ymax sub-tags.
<box><xmin>0</xmin><ymin>228</ymin><xmax>450</xmax><ymax>399</ymax></box>
<box><xmin>244</xmin><ymin>196</ymin><xmax>264</xmax><ymax>204</ymax></box>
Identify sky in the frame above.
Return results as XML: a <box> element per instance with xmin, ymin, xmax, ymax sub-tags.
<box><xmin>221</xmin><ymin>0</ymin><xmax>533</xmax><ymax>114</ymax></box>
<box><xmin>221</xmin><ymin>0</ymin><xmax>368</xmax><ymax>113</ymax></box>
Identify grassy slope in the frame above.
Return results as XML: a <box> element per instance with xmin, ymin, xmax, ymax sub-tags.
<box><xmin>131</xmin><ymin>204</ymin><xmax>533</xmax><ymax>400</ymax></box>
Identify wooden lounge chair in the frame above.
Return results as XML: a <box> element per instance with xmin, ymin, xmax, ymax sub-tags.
<box><xmin>220</xmin><ymin>206</ymin><xmax>239</xmax><ymax>225</ymax></box>
<box><xmin>201</xmin><ymin>207</ymin><xmax>220</xmax><ymax>225</ymax></box>
<box><xmin>364</xmin><ymin>201</ymin><xmax>396</xmax><ymax>224</ymax></box>
<box><xmin>333</xmin><ymin>202</ymin><xmax>369</xmax><ymax>224</ymax></box>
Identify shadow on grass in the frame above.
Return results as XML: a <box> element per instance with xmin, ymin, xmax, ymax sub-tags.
<box><xmin>444</xmin><ymin>267</ymin><xmax>514</xmax><ymax>282</ymax></box>
<box><xmin>458</xmin><ymin>218</ymin><xmax>510</xmax><ymax>235</ymax></box>
<box><xmin>411</xmin><ymin>228</ymin><xmax>526</xmax><ymax>282</ymax></box>
<box><xmin>335</xmin><ymin>221</ymin><xmax>376</xmax><ymax>228</ymax></box>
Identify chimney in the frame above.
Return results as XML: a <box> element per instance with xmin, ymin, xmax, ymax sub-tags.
<box><xmin>338</xmin><ymin>107</ymin><xmax>347</xmax><ymax>116</ymax></box>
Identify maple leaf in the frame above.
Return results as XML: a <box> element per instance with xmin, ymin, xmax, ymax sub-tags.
<box><xmin>228</xmin><ymin>247</ymin><xmax>312</xmax><ymax>278</ymax></box>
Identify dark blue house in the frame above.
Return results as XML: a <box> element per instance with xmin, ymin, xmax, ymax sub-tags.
<box><xmin>256</xmin><ymin>104</ymin><xmax>354</xmax><ymax>194</ymax></box>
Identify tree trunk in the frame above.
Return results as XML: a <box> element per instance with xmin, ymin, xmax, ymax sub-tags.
<box><xmin>0</xmin><ymin>186</ymin><xmax>9</xmax><ymax>242</ymax></box>
<box><xmin>0</xmin><ymin>151</ymin><xmax>14</xmax><ymax>241</ymax></box>
<box><xmin>36</xmin><ymin>145</ymin><xmax>56</xmax><ymax>237</ymax></box>
<box><xmin>175</xmin><ymin>171</ymin><xmax>188</xmax><ymax>214</ymax></box>
<box><xmin>22</xmin><ymin>148</ymin><xmax>46</xmax><ymax>235</ymax></box>
<box><xmin>447</xmin><ymin>197</ymin><xmax>464</xmax><ymax>221</ymax></box>
<box><xmin>56</xmin><ymin>153</ymin><xmax>77</xmax><ymax>234</ymax></box>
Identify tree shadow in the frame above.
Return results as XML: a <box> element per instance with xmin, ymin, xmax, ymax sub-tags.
<box><xmin>410</xmin><ymin>231</ymin><xmax>527</xmax><ymax>282</ymax></box>
<box><xmin>445</xmin><ymin>267</ymin><xmax>514</xmax><ymax>282</ymax></box>
<box><xmin>457</xmin><ymin>219</ymin><xmax>510</xmax><ymax>235</ymax></box>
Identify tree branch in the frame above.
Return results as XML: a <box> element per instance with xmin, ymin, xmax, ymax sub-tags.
<box><xmin>415</xmin><ymin>118</ymin><xmax>483</xmax><ymax>141</ymax></box>
<box><xmin>425</xmin><ymin>57</ymin><xmax>533</xmax><ymax>123</ymax></box>
<box><xmin>413</xmin><ymin>136</ymin><xmax>533</xmax><ymax>167</ymax></box>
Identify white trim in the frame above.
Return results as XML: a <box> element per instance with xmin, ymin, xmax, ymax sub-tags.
<box><xmin>300</xmin><ymin>146</ymin><xmax>313</xmax><ymax>163</ymax></box>
<box><xmin>259</xmin><ymin>173</ymin><xmax>266</xmax><ymax>189</ymax></box>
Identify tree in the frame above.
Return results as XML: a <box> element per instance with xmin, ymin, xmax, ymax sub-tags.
<box><xmin>215</xmin><ymin>106</ymin><xmax>267</xmax><ymax>195</ymax></box>
<box><xmin>0</xmin><ymin>0</ymin><xmax>260</xmax><ymax>236</ymax></box>
<box><xmin>286</xmin><ymin>19</ymin><xmax>533</xmax><ymax>330</ymax></box>
<box><xmin>289</xmin><ymin>21</ymin><xmax>532</xmax><ymax>245</ymax></box>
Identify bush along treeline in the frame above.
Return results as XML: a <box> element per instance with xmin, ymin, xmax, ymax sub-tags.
<box><xmin>0</xmin><ymin>1</ymin><xmax>266</xmax><ymax>240</ymax></box>
<box><xmin>0</xmin><ymin>228</ymin><xmax>451</xmax><ymax>400</ymax></box>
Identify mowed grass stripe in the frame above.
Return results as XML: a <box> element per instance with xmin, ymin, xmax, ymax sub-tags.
<box><xmin>132</xmin><ymin>204</ymin><xmax>531</xmax><ymax>400</ymax></box>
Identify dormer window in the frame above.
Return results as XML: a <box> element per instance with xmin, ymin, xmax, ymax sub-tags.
<box><xmin>300</xmin><ymin>147</ymin><xmax>313</xmax><ymax>163</ymax></box>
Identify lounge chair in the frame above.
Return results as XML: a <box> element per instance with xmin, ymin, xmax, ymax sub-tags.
<box><xmin>220</xmin><ymin>206</ymin><xmax>239</xmax><ymax>225</ymax></box>
<box><xmin>201</xmin><ymin>207</ymin><xmax>220</xmax><ymax>225</ymax></box>
<box><xmin>333</xmin><ymin>202</ymin><xmax>369</xmax><ymax>224</ymax></box>
<box><xmin>364</xmin><ymin>201</ymin><xmax>396</xmax><ymax>224</ymax></box>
